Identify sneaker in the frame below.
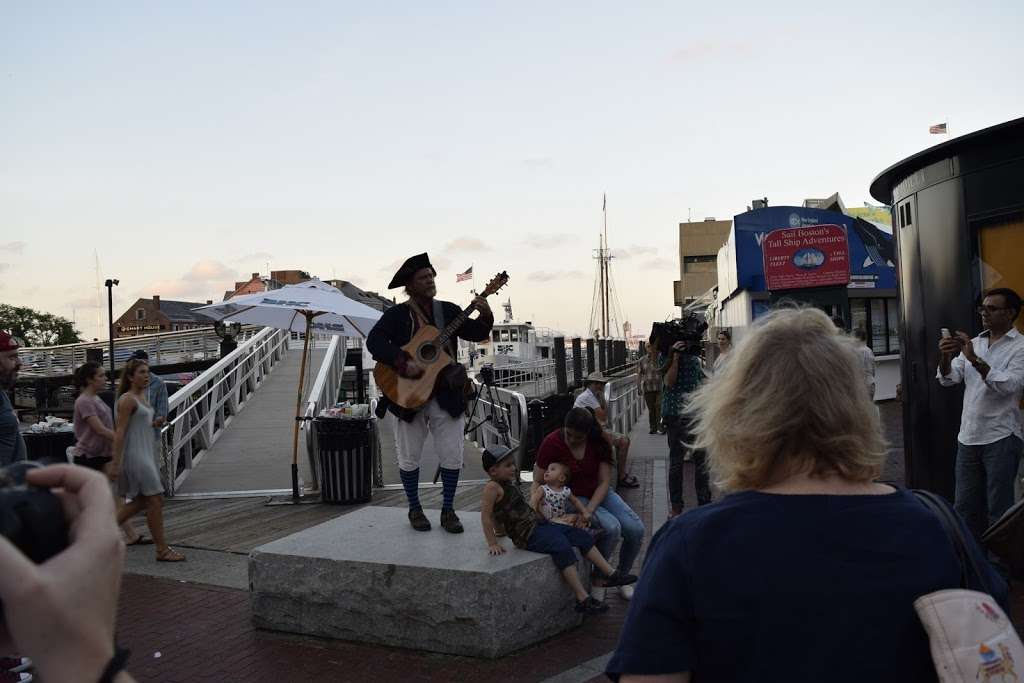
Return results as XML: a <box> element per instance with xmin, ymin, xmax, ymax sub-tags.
<box><xmin>590</xmin><ymin>586</ymin><xmax>607</xmax><ymax>602</ymax></box>
<box><xmin>440</xmin><ymin>509</ymin><xmax>464</xmax><ymax>534</ymax></box>
<box><xmin>601</xmin><ymin>570</ymin><xmax>638</xmax><ymax>588</ymax></box>
<box><xmin>619</xmin><ymin>585</ymin><xmax>635</xmax><ymax>601</ymax></box>
<box><xmin>575</xmin><ymin>596</ymin><xmax>609</xmax><ymax>615</ymax></box>
<box><xmin>409</xmin><ymin>508</ymin><xmax>431</xmax><ymax>532</ymax></box>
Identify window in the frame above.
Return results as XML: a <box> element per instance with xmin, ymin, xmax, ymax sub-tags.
<box><xmin>849</xmin><ymin>297</ymin><xmax>899</xmax><ymax>355</ymax></box>
<box><xmin>500</xmin><ymin>330</ymin><xmax>509</xmax><ymax>342</ymax></box>
<box><xmin>136</xmin><ymin>309</ymin><xmax>145</xmax><ymax>321</ymax></box>
<box><xmin>492</xmin><ymin>330</ymin><xmax>500</xmax><ymax>342</ymax></box>
<box><xmin>510</xmin><ymin>329</ymin><xmax>519</xmax><ymax>342</ymax></box>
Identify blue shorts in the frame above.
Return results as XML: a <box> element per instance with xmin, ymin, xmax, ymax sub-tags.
<box><xmin>525</xmin><ymin>522</ymin><xmax>595</xmax><ymax>570</ymax></box>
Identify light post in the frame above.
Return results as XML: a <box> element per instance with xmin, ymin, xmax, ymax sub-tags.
<box><xmin>104</xmin><ymin>279</ymin><xmax>119</xmax><ymax>390</ymax></box>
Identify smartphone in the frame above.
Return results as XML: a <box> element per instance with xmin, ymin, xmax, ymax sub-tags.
<box><xmin>940</xmin><ymin>328</ymin><xmax>952</xmax><ymax>339</ymax></box>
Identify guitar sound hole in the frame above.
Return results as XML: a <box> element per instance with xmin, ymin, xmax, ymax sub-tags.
<box><xmin>419</xmin><ymin>344</ymin><xmax>438</xmax><ymax>363</ymax></box>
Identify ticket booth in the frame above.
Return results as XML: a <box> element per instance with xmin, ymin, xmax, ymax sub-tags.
<box><xmin>870</xmin><ymin>116</ymin><xmax>1024</xmax><ymax>497</ymax></box>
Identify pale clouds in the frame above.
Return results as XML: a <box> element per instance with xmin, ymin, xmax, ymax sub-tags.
<box><xmin>0</xmin><ymin>242</ymin><xmax>27</xmax><ymax>255</ymax></box>
<box><xmin>0</xmin><ymin>263</ymin><xmax>9</xmax><ymax>273</ymax></box>
<box><xmin>377</xmin><ymin>255</ymin><xmax>453</xmax><ymax>275</ymax></box>
<box><xmin>527</xmin><ymin>270</ymin><xmax>586</xmax><ymax>282</ymax></box>
<box><xmin>641</xmin><ymin>257</ymin><xmax>676</xmax><ymax>270</ymax></box>
<box><xmin>444</xmin><ymin>237</ymin><xmax>491</xmax><ymax>253</ymax></box>
<box><xmin>612</xmin><ymin>245</ymin><xmax>660</xmax><ymax>260</ymax></box>
<box><xmin>669</xmin><ymin>40</ymin><xmax>752</xmax><ymax>64</ymax></box>
<box><xmin>141</xmin><ymin>260</ymin><xmax>241</xmax><ymax>301</ymax></box>
<box><xmin>522</xmin><ymin>233</ymin><xmax>574</xmax><ymax>249</ymax></box>
<box><xmin>522</xmin><ymin>157</ymin><xmax>553</xmax><ymax>170</ymax></box>
<box><xmin>233</xmin><ymin>250</ymin><xmax>274</xmax><ymax>263</ymax></box>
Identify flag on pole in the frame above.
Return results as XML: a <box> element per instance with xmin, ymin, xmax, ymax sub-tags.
<box><xmin>929</xmin><ymin>123</ymin><xmax>948</xmax><ymax>134</ymax></box>
<box><xmin>456</xmin><ymin>266</ymin><xmax>473</xmax><ymax>282</ymax></box>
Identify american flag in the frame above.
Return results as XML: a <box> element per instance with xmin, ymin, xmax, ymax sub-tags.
<box><xmin>929</xmin><ymin>123</ymin><xmax>948</xmax><ymax>134</ymax></box>
<box><xmin>456</xmin><ymin>266</ymin><xmax>473</xmax><ymax>282</ymax></box>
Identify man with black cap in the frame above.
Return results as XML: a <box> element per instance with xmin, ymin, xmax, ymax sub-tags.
<box><xmin>0</xmin><ymin>332</ymin><xmax>27</xmax><ymax>466</ymax></box>
<box><xmin>367</xmin><ymin>253</ymin><xmax>494</xmax><ymax>533</ymax></box>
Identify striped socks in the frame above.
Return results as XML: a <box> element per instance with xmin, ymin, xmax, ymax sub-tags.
<box><xmin>399</xmin><ymin>468</ymin><xmax>421</xmax><ymax>511</ymax></box>
<box><xmin>440</xmin><ymin>467</ymin><xmax>460</xmax><ymax>512</ymax></box>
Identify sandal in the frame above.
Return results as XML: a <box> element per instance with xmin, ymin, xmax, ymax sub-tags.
<box><xmin>617</xmin><ymin>475</ymin><xmax>640</xmax><ymax>489</ymax></box>
<box><xmin>156</xmin><ymin>548</ymin><xmax>186</xmax><ymax>562</ymax></box>
<box><xmin>125</xmin><ymin>535</ymin><xmax>154</xmax><ymax>546</ymax></box>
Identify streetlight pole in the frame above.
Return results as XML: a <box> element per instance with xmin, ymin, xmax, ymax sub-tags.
<box><xmin>104</xmin><ymin>279</ymin><xmax>119</xmax><ymax>390</ymax></box>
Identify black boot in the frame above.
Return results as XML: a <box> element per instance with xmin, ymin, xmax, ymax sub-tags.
<box><xmin>440</xmin><ymin>509</ymin><xmax>464</xmax><ymax>534</ymax></box>
<box><xmin>408</xmin><ymin>508</ymin><xmax>431</xmax><ymax>532</ymax></box>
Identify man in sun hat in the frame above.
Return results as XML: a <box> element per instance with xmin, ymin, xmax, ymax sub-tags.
<box><xmin>0</xmin><ymin>332</ymin><xmax>27</xmax><ymax>466</ymax></box>
<box><xmin>574</xmin><ymin>371</ymin><xmax>637</xmax><ymax>489</ymax></box>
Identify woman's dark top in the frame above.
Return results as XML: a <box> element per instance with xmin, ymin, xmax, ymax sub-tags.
<box><xmin>607</xmin><ymin>488</ymin><xmax>1008</xmax><ymax>683</ymax></box>
<box><xmin>491</xmin><ymin>480</ymin><xmax>538</xmax><ymax>549</ymax></box>
<box><xmin>535</xmin><ymin>429</ymin><xmax>612</xmax><ymax>499</ymax></box>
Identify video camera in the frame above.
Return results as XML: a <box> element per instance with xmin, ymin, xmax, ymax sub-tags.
<box><xmin>651</xmin><ymin>313</ymin><xmax>708</xmax><ymax>354</ymax></box>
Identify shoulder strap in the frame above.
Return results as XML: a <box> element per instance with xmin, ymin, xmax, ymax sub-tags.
<box><xmin>433</xmin><ymin>300</ymin><xmax>458</xmax><ymax>359</ymax></box>
<box><xmin>913</xmin><ymin>489</ymin><xmax>992</xmax><ymax>594</ymax></box>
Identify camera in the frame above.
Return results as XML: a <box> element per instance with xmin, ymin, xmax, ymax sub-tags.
<box><xmin>478</xmin><ymin>363</ymin><xmax>496</xmax><ymax>386</ymax></box>
<box><xmin>651</xmin><ymin>313</ymin><xmax>708</xmax><ymax>355</ymax></box>
<box><xmin>0</xmin><ymin>461</ymin><xmax>69</xmax><ymax>565</ymax></box>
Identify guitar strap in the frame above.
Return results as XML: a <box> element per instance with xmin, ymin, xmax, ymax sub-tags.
<box><xmin>432</xmin><ymin>299</ymin><xmax>458</xmax><ymax>361</ymax></box>
<box><xmin>407</xmin><ymin>298</ymin><xmax>456</xmax><ymax>361</ymax></box>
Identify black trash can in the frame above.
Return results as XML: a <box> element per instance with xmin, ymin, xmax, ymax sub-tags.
<box><xmin>314</xmin><ymin>417</ymin><xmax>373</xmax><ymax>505</ymax></box>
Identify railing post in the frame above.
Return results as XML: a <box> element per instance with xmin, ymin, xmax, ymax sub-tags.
<box><xmin>571</xmin><ymin>338</ymin><xmax>582</xmax><ymax>388</ymax></box>
<box><xmin>614</xmin><ymin>340</ymin><xmax>626</xmax><ymax>368</ymax></box>
<box><xmin>586</xmin><ymin>339</ymin><xmax>595</xmax><ymax>375</ymax></box>
<box><xmin>553</xmin><ymin>336</ymin><xmax>567</xmax><ymax>395</ymax></box>
<box><xmin>597</xmin><ymin>340</ymin><xmax>607</xmax><ymax>372</ymax></box>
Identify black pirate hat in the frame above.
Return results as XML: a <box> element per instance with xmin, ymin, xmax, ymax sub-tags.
<box><xmin>388</xmin><ymin>252</ymin><xmax>436</xmax><ymax>289</ymax></box>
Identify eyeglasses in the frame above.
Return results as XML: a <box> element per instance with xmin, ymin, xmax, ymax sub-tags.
<box><xmin>977</xmin><ymin>305</ymin><xmax>1009</xmax><ymax>314</ymax></box>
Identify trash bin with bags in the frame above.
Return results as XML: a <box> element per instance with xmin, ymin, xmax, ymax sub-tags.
<box><xmin>314</xmin><ymin>416</ymin><xmax>374</xmax><ymax>504</ymax></box>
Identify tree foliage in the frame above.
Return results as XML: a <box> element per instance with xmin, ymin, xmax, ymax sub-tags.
<box><xmin>0</xmin><ymin>303</ymin><xmax>83</xmax><ymax>347</ymax></box>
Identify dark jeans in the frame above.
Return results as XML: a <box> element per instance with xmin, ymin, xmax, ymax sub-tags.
<box><xmin>643</xmin><ymin>390</ymin><xmax>661</xmax><ymax>431</ymax></box>
<box><xmin>954</xmin><ymin>434</ymin><xmax>1023</xmax><ymax>540</ymax></box>
<box><xmin>665</xmin><ymin>414</ymin><xmax>711</xmax><ymax>510</ymax></box>
<box><xmin>526</xmin><ymin>522</ymin><xmax>595</xmax><ymax>570</ymax></box>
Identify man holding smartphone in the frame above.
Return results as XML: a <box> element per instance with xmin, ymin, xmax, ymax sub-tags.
<box><xmin>938</xmin><ymin>287</ymin><xmax>1024</xmax><ymax>540</ymax></box>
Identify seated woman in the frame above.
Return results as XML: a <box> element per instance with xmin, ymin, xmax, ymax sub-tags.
<box><xmin>535</xmin><ymin>408</ymin><xmax>645</xmax><ymax>601</ymax></box>
<box><xmin>606</xmin><ymin>307</ymin><xmax>1008</xmax><ymax>683</ymax></box>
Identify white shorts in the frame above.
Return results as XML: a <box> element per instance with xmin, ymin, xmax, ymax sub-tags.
<box><xmin>393</xmin><ymin>398</ymin><xmax>465</xmax><ymax>472</ymax></box>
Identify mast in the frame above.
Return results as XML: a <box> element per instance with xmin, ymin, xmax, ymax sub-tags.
<box><xmin>602</xmin><ymin>204</ymin><xmax>610</xmax><ymax>337</ymax></box>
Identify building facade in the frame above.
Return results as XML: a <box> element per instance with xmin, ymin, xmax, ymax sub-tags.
<box><xmin>675</xmin><ymin>218</ymin><xmax>732</xmax><ymax>309</ymax></box>
<box><xmin>114</xmin><ymin>296</ymin><xmax>212</xmax><ymax>337</ymax></box>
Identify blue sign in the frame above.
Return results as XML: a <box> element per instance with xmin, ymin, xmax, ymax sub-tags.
<box><xmin>732</xmin><ymin>206</ymin><xmax>896</xmax><ymax>293</ymax></box>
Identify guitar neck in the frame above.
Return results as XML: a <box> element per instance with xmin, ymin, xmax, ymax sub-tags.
<box><xmin>436</xmin><ymin>302</ymin><xmax>480</xmax><ymax>347</ymax></box>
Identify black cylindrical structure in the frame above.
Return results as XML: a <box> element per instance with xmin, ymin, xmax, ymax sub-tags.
<box><xmin>585</xmin><ymin>339</ymin><xmax>595</xmax><ymax>374</ymax></box>
<box><xmin>870</xmin><ymin>116</ymin><xmax>1024</xmax><ymax>498</ymax></box>
<box><xmin>571</xmin><ymin>338</ymin><xmax>583</xmax><ymax>387</ymax></box>
<box><xmin>598</xmin><ymin>340</ymin><xmax>607</xmax><ymax>372</ymax></box>
<box><xmin>553</xmin><ymin>336</ymin><xmax>567</xmax><ymax>395</ymax></box>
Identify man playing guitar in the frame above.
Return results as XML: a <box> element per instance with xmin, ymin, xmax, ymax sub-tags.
<box><xmin>367</xmin><ymin>253</ymin><xmax>494</xmax><ymax>533</ymax></box>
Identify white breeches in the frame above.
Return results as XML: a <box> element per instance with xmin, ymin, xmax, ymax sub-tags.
<box><xmin>394</xmin><ymin>398</ymin><xmax>465</xmax><ymax>472</ymax></box>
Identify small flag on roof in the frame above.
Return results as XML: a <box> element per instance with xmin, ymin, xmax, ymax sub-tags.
<box><xmin>456</xmin><ymin>266</ymin><xmax>473</xmax><ymax>282</ymax></box>
<box><xmin>929</xmin><ymin>123</ymin><xmax>948</xmax><ymax>134</ymax></box>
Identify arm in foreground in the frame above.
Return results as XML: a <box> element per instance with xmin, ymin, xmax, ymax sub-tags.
<box><xmin>0</xmin><ymin>465</ymin><xmax>135</xmax><ymax>682</ymax></box>
<box><xmin>480</xmin><ymin>482</ymin><xmax>505</xmax><ymax>555</ymax></box>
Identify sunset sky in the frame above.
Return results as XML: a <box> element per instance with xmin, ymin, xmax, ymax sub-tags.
<box><xmin>3</xmin><ymin>1</ymin><xmax>1023</xmax><ymax>342</ymax></box>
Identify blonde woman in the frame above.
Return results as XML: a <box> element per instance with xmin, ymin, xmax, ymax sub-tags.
<box><xmin>110</xmin><ymin>359</ymin><xmax>184</xmax><ymax>562</ymax></box>
<box><xmin>606</xmin><ymin>307</ymin><xmax>1005</xmax><ymax>683</ymax></box>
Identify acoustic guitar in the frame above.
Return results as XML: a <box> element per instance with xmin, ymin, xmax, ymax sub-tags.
<box><xmin>373</xmin><ymin>271</ymin><xmax>509</xmax><ymax>410</ymax></box>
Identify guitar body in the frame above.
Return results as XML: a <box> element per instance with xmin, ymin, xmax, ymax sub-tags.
<box><xmin>373</xmin><ymin>325</ymin><xmax>453</xmax><ymax>410</ymax></box>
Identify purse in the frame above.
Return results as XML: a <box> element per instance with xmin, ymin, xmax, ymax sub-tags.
<box><xmin>982</xmin><ymin>497</ymin><xmax>1024</xmax><ymax>578</ymax></box>
<box><xmin>912</xmin><ymin>489</ymin><xmax>1024</xmax><ymax>683</ymax></box>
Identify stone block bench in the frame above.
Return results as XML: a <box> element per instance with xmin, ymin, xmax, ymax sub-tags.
<box><xmin>249</xmin><ymin>506</ymin><xmax>586</xmax><ymax>658</ymax></box>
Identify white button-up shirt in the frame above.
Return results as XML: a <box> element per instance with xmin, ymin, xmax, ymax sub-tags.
<box><xmin>937</xmin><ymin>327</ymin><xmax>1024</xmax><ymax>445</ymax></box>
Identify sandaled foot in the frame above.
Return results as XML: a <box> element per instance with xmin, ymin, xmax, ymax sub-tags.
<box><xmin>617</xmin><ymin>475</ymin><xmax>640</xmax><ymax>489</ymax></box>
<box><xmin>156</xmin><ymin>547</ymin><xmax>186</xmax><ymax>562</ymax></box>
<box><xmin>409</xmin><ymin>508</ymin><xmax>432</xmax><ymax>532</ymax></box>
<box><xmin>440</xmin><ymin>509</ymin><xmax>464</xmax><ymax>534</ymax></box>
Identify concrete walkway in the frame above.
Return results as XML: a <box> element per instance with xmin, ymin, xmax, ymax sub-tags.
<box><xmin>176</xmin><ymin>347</ymin><xmax>326</xmax><ymax>494</ymax></box>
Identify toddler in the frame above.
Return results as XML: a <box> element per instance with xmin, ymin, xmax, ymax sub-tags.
<box><xmin>480</xmin><ymin>446</ymin><xmax>635</xmax><ymax>615</ymax></box>
<box><xmin>531</xmin><ymin>462</ymin><xmax>591</xmax><ymax>528</ymax></box>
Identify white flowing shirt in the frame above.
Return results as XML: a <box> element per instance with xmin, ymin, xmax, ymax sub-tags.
<box><xmin>937</xmin><ymin>327</ymin><xmax>1024</xmax><ymax>446</ymax></box>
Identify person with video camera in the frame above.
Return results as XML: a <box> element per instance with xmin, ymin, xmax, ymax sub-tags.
<box><xmin>659</xmin><ymin>332</ymin><xmax>712</xmax><ymax>517</ymax></box>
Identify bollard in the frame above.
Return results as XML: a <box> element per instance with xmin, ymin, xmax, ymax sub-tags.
<box><xmin>598</xmin><ymin>340</ymin><xmax>607</xmax><ymax>372</ymax></box>
<box><xmin>571</xmin><ymin>338</ymin><xmax>583</xmax><ymax>388</ymax></box>
<box><xmin>614</xmin><ymin>340</ymin><xmax>627</xmax><ymax>368</ymax></box>
<box><xmin>585</xmin><ymin>339</ymin><xmax>595</xmax><ymax>374</ymax></box>
<box><xmin>554</xmin><ymin>336</ymin><xmax>567</xmax><ymax>395</ymax></box>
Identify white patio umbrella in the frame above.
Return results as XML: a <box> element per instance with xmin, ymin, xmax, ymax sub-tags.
<box><xmin>195</xmin><ymin>280</ymin><xmax>383</xmax><ymax>500</ymax></box>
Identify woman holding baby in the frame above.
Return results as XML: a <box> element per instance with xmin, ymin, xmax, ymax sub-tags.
<box><xmin>534</xmin><ymin>407</ymin><xmax>646</xmax><ymax>602</ymax></box>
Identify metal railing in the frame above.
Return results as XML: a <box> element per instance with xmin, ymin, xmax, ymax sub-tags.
<box><xmin>465</xmin><ymin>381</ymin><xmax>530</xmax><ymax>471</ymax></box>
<box><xmin>160</xmin><ymin>327</ymin><xmax>291</xmax><ymax>495</ymax></box>
<box><xmin>604</xmin><ymin>365</ymin><xmax>642</xmax><ymax>437</ymax></box>
<box><xmin>16</xmin><ymin>326</ymin><xmax>261</xmax><ymax>378</ymax></box>
<box><xmin>488</xmin><ymin>358</ymin><xmax>559</xmax><ymax>398</ymax></box>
